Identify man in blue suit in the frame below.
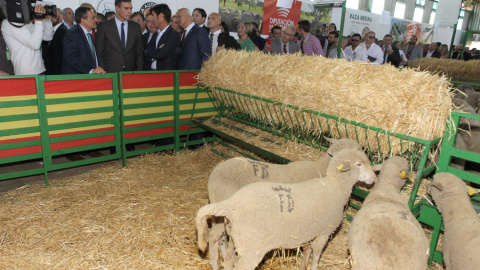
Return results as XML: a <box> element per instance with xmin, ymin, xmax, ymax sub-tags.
<box><xmin>176</xmin><ymin>8</ymin><xmax>211</xmax><ymax>70</ymax></box>
<box><xmin>144</xmin><ymin>4</ymin><xmax>180</xmax><ymax>71</ymax></box>
<box><xmin>62</xmin><ymin>7</ymin><xmax>106</xmax><ymax>74</ymax></box>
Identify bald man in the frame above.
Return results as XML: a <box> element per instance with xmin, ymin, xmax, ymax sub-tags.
<box><xmin>176</xmin><ymin>8</ymin><xmax>210</xmax><ymax>69</ymax></box>
<box><xmin>207</xmin><ymin>12</ymin><xmax>221</xmax><ymax>56</ymax></box>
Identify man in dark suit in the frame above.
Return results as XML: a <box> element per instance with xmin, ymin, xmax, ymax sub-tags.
<box><xmin>423</xmin><ymin>43</ymin><xmax>441</xmax><ymax>58</ymax></box>
<box><xmin>46</xmin><ymin>8</ymin><xmax>75</xmax><ymax>75</ymax></box>
<box><xmin>142</xmin><ymin>13</ymin><xmax>158</xmax><ymax>70</ymax></box>
<box><xmin>144</xmin><ymin>4</ymin><xmax>180</xmax><ymax>71</ymax></box>
<box><xmin>176</xmin><ymin>8</ymin><xmax>210</xmax><ymax>70</ymax></box>
<box><xmin>62</xmin><ymin>7</ymin><xmax>106</xmax><ymax>75</ymax></box>
<box><xmin>95</xmin><ymin>0</ymin><xmax>143</xmax><ymax>73</ymax></box>
<box><xmin>382</xmin><ymin>34</ymin><xmax>402</xmax><ymax>67</ymax></box>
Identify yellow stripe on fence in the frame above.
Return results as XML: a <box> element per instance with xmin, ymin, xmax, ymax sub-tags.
<box><xmin>0</xmin><ymin>106</ymin><xmax>38</xmax><ymax>116</ymax></box>
<box><xmin>47</xmin><ymin>100</ymin><xmax>114</xmax><ymax>112</ymax></box>
<box><xmin>0</xmin><ymin>119</ymin><xmax>40</xmax><ymax>130</ymax></box>
<box><xmin>123</xmin><ymin>95</ymin><xmax>174</xmax><ymax>105</ymax></box>
<box><xmin>0</xmin><ymin>95</ymin><xmax>37</xmax><ymax>102</ymax></box>
<box><xmin>45</xmin><ymin>90</ymin><xmax>112</xmax><ymax>99</ymax></box>
<box><xmin>47</xmin><ymin>112</ymin><xmax>113</xmax><ymax>125</ymax></box>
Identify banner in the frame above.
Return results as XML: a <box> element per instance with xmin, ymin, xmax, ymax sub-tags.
<box><xmin>343</xmin><ymin>9</ymin><xmax>380</xmax><ymax>36</ymax></box>
<box><xmin>390</xmin><ymin>18</ymin><xmax>433</xmax><ymax>44</ymax></box>
<box><xmin>261</xmin><ymin>0</ymin><xmax>302</xmax><ymax>35</ymax></box>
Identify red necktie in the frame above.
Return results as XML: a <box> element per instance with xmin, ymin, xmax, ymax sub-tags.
<box><xmin>283</xmin><ymin>44</ymin><xmax>287</xmax><ymax>54</ymax></box>
<box><xmin>91</xmin><ymin>29</ymin><xmax>96</xmax><ymax>43</ymax></box>
<box><xmin>180</xmin><ymin>30</ymin><xmax>186</xmax><ymax>46</ymax></box>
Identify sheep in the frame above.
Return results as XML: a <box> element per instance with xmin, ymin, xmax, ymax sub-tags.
<box><xmin>205</xmin><ymin>138</ymin><xmax>361</xmax><ymax>270</ymax></box>
<box><xmin>427</xmin><ymin>172</ymin><xmax>480</xmax><ymax>270</ymax></box>
<box><xmin>347</xmin><ymin>156</ymin><xmax>429</xmax><ymax>270</ymax></box>
<box><xmin>196</xmin><ymin>148</ymin><xmax>377</xmax><ymax>270</ymax></box>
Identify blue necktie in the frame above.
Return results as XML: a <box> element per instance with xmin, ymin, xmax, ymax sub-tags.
<box><xmin>121</xmin><ymin>22</ymin><xmax>126</xmax><ymax>51</ymax></box>
<box><xmin>87</xmin><ymin>33</ymin><xmax>95</xmax><ymax>61</ymax></box>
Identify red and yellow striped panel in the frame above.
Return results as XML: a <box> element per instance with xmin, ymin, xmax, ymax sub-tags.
<box><xmin>122</xmin><ymin>73</ymin><xmax>176</xmax><ymax>133</ymax></box>
<box><xmin>42</xmin><ymin>78</ymin><xmax>116</xmax><ymax>150</ymax></box>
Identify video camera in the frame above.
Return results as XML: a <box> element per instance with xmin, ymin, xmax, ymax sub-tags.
<box><xmin>0</xmin><ymin>0</ymin><xmax>56</xmax><ymax>24</ymax></box>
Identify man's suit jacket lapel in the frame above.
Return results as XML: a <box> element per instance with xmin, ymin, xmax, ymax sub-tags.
<box><xmin>108</xmin><ymin>19</ymin><xmax>123</xmax><ymax>50</ymax></box>
<box><xmin>75</xmin><ymin>26</ymin><xmax>95</xmax><ymax>65</ymax></box>
<box><xmin>126</xmin><ymin>21</ymin><xmax>136</xmax><ymax>50</ymax></box>
<box><xmin>157</xmin><ymin>27</ymin><xmax>172</xmax><ymax>48</ymax></box>
<box><xmin>184</xmin><ymin>25</ymin><xmax>196</xmax><ymax>47</ymax></box>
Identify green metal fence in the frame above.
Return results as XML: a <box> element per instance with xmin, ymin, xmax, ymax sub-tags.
<box><xmin>413</xmin><ymin>111</ymin><xmax>480</xmax><ymax>264</ymax></box>
<box><xmin>203</xmin><ymin>86</ymin><xmax>441</xmax><ymax>208</ymax></box>
<box><xmin>0</xmin><ymin>71</ymin><xmax>216</xmax><ymax>185</ymax></box>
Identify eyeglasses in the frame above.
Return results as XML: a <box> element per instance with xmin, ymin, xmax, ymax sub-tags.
<box><xmin>132</xmin><ymin>19</ymin><xmax>144</xmax><ymax>23</ymax></box>
<box><xmin>282</xmin><ymin>31</ymin><xmax>295</xmax><ymax>37</ymax></box>
<box><xmin>368</xmin><ymin>36</ymin><xmax>375</xmax><ymax>39</ymax></box>
<box><xmin>352</xmin><ymin>38</ymin><xmax>360</xmax><ymax>42</ymax></box>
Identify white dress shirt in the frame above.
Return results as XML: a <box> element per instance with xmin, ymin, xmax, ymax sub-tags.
<box><xmin>210</xmin><ymin>29</ymin><xmax>221</xmax><ymax>56</ymax></box>
<box><xmin>115</xmin><ymin>17</ymin><xmax>128</xmax><ymax>48</ymax></box>
<box><xmin>151</xmin><ymin>25</ymin><xmax>170</xmax><ymax>70</ymax></box>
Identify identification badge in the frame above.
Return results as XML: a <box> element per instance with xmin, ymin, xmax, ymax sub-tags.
<box><xmin>5</xmin><ymin>50</ymin><xmax>10</xmax><ymax>61</ymax></box>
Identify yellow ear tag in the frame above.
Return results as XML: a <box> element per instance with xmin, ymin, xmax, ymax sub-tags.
<box><xmin>398</xmin><ymin>171</ymin><xmax>406</xmax><ymax>179</ymax></box>
<box><xmin>468</xmin><ymin>186</ymin><xmax>477</xmax><ymax>196</ymax></box>
<box><xmin>336</xmin><ymin>164</ymin><xmax>344</xmax><ymax>172</ymax></box>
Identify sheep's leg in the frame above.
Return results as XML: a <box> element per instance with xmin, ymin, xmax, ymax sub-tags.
<box><xmin>299</xmin><ymin>245</ymin><xmax>312</xmax><ymax>270</ymax></box>
<box><xmin>310</xmin><ymin>234</ymin><xmax>330</xmax><ymax>270</ymax></box>
<box><xmin>222</xmin><ymin>241</ymin><xmax>236</xmax><ymax>270</ymax></box>
<box><xmin>209</xmin><ymin>221</ymin><xmax>225</xmax><ymax>270</ymax></box>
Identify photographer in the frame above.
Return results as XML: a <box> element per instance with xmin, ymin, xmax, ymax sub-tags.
<box><xmin>1</xmin><ymin>4</ymin><xmax>53</xmax><ymax>75</ymax></box>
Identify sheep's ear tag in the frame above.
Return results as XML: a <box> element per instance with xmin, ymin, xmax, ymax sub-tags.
<box><xmin>337</xmin><ymin>161</ymin><xmax>351</xmax><ymax>172</ymax></box>
<box><xmin>398</xmin><ymin>170</ymin><xmax>407</xmax><ymax>179</ymax></box>
<box><xmin>468</xmin><ymin>186</ymin><xmax>477</xmax><ymax>196</ymax></box>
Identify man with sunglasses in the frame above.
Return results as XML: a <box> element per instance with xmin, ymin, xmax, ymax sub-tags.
<box><xmin>361</xmin><ymin>31</ymin><xmax>383</xmax><ymax>64</ymax></box>
<box><xmin>343</xmin><ymin>33</ymin><xmax>367</xmax><ymax>62</ymax></box>
<box><xmin>264</xmin><ymin>25</ymin><xmax>299</xmax><ymax>55</ymax></box>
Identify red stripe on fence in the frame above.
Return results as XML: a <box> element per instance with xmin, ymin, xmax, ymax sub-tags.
<box><xmin>0</xmin><ymin>78</ymin><xmax>37</xmax><ymax>97</ymax></box>
<box><xmin>50</xmin><ymin>135</ymin><xmax>115</xmax><ymax>150</ymax></box>
<box><xmin>125</xmin><ymin>124</ymin><xmax>199</xmax><ymax>139</ymax></box>
<box><xmin>43</xmin><ymin>79</ymin><xmax>113</xmax><ymax>94</ymax></box>
<box><xmin>179</xmin><ymin>72</ymin><xmax>198</xmax><ymax>87</ymax></box>
<box><xmin>0</xmin><ymin>145</ymin><xmax>42</xmax><ymax>158</ymax></box>
<box><xmin>0</xmin><ymin>135</ymin><xmax>41</xmax><ymax>144</ymax></box>
<box><xmin>121</xmin><ymin>73</ymin><xmax>174</xmax><ymax>89</ymax></box>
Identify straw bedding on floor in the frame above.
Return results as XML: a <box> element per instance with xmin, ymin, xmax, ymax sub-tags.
<box><xmin>0</xmin><ymin>145</ymin><xmax>443</xmax><ymax>269</ymax></box>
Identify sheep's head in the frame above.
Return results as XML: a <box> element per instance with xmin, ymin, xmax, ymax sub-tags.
<box><xmin>371</xmin><ymin>156</ymin><xmax>409</xmax><ymax>191</ymax></box>
<box><xmin>328</xmin><ymin>149</ymin><xmax>376</xmax><ymax>185</ymax></box>
<box><xmin>326</xmin><ymin>138</ymin><xmax>362</xmax><ymax>157</ymax></box>
<box><xmin>428</xmin><ymin>172</ymin><xmax>470</xmax><ymax>203</ymax></box>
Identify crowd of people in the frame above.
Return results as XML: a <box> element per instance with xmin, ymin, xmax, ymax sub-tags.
<box><xmin>0</xmin><ymin>0</ymin><xmax>478</xmax><ymax>76</ymax></box>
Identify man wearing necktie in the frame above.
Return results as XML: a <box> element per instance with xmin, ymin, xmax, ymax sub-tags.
<box><xmin>263</xmin><ymin>25</ymin><xmax>299</xmax><ymax>55</ymax></box>
<box><xmin>95</xmin><ymin>0</ymin><xmax>143</xmax><ymax>73</ymax></box>
<box><xmin>62</xmin><ymin>6</ymin><xmax>105</xmax><ymax>74</ymax></box>
<box><xmin>382</xmin><ymin>34</ymin><xmax>401</xmax><ymax>67</ymax></box>
<box><xmin>176</xmin><ymin>8</ymin><xmax>211</xmax><ymax>70</ymax></box>
<box><xmin>207</xmin><ymin>12</ymin><xmax>221</xmax><ymax>56</ymax></box>
<box><xmin>142</xmin><ymin>13</ymin><xmax>159</xmax><ymax>70</ymax></box>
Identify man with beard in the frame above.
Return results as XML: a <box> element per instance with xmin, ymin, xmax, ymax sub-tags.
<box><xmin>403</xmin><ymin>35</ymin><xmax>423</xmax><ymax>62</ymax></box>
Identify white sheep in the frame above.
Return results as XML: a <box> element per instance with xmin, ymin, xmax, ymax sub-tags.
<box><xmin>206</xmin><ymin>138</ymin><xmax>361</xmax><ymax>269</ymax></box>
<box><xmin>196</xmin><ymin>148</ymin><xmax>377</xmax><ymax>270</ymax></box>
<box><xmin>348</xmin><ymin>156</ymin><xmax>429</xmax><ymax>270</ymax></box>
<box><xmin>428</xmin><ymin>172</ymin><xmax>480</xmax><ymax>270</ymax></box>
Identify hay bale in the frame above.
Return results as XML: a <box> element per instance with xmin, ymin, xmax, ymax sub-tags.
<box><xmin>198</xmin><ymin>50</ymin><xmax>453</xmax><ymax>157</ymax></box>
<box><xmin>409</xmin><ymin>58</ymin><xmax>480</xmax><ymax>82</ymax></box>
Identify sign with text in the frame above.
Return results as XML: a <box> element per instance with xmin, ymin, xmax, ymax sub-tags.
<box><xmin>262</xmin><ymin>0</ymin><xmax>302</xmax><ymax>35</ymax></box>
<box><xmin>343</xmin><ymin>8</ymin><xmax>380</xmax><ymax>36</ymax></box>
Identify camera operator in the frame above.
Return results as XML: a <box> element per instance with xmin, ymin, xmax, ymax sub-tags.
<box><xmin>1</xmin><ymin>4</ymin><xmax>54</xmax><ymax>75</ymax></box>
<box><xmin>0</xmin><ymin>20</ymin><xmax>14</xmax><ymax>75</ymax></box>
